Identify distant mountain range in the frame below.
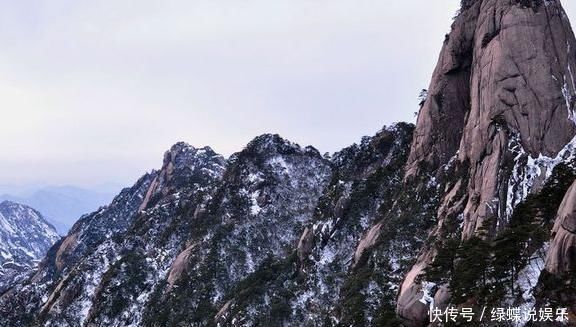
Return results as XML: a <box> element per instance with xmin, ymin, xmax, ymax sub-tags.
<box><xmin>0</xmin><ymin>186</ymin><xmax>119</xmax><ymax>234</ymax></box>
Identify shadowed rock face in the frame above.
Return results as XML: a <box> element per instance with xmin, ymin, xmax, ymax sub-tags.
<box><xmin>399</xmin><ymin>0</ymin><xmax>576</xmax><ymax>325</ymax></box>
<box><xmin>546</xmin><ymin>180</ymin><xmax>576</xmax><ymax>274</ymax></box>
<box><xmin>407</xmin><ymin>0</ymin><xmax>576</xmax><ymax>179</ymax></box>
<box><xmin>540</xmin><ymin>179</ymin><xmax>576</xmax><ymax>315</ymax></box>
<box><xmin>405</xmin><ymin>1</ymin><xmax>478</xmax><ymax>180</ymax></box>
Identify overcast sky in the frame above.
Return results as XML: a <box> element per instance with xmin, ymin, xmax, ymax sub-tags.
<box><xmin>1</xmin><ymin>0</ymin><xmax>575</xmax><ymax>189</ymax></box>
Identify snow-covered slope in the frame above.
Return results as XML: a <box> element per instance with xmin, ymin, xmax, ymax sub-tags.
<box><xmin>0</xmin><ymin>125</ymin><xmax>422</xmax><ymax>326</ymax></box>
<box><xmin>0</xmin><ymin>201</ymin><xmax>60</xmax><ymax>292</ymax></box>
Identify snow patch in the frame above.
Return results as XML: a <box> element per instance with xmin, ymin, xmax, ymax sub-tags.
<box><xmin>506</xmin><ymin>134</ymin><xmax>576</xmax><ymax>220</ymax></box>
<box><xmin>419</xmin><ymin>281</ymin><xmax>436</xmax><ymax>312</ymax></box>
<box><xmin>249</xmin><ymin>191</ymin><xmax>262</xmax><ymax>215</ymax></box>
<box><xmin>510</xmin><ymin>243</ymin><xmax>549</xmax><ymax>327</ymax></box>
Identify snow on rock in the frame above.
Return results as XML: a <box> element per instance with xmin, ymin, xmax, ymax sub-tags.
<box><xmin>0</xmin><ymin>201</ymin><xmax>60</xmax><ymax>292</ymax></box>
<box><xmin>506</xmin><ymin>133</ymin><xmax>576</xmax><ymax>221</ymax></box>
<box><xmin>509</xmin><ymin>244</ymin><xmax>549</xmax><ymax>327</ymax></box>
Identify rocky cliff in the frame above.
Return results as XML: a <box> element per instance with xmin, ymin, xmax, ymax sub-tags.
<box><xmin>397</xmin><ymin>0</ymin><xmax>576</xmax><ymax>325</ymax></box>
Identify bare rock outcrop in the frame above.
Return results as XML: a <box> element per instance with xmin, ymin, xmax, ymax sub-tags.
<box><xmin>404</xmin><ymin>1</ymin><xmax>478</xmax><ymax>179</ymax></box>
<box><xmin>167</xmin><ymin>243</ymin><xmax>198</xmax><ymax>286</ymax></box>
<box><xmin>398</xmin><ymin>0</ymin><xmax>576</xmax><ymax>325</ymax></box>
<box><xmin>538</xmin><ymin>179</ymin><xmax>576</xmax><ymax>317</ymax></box>
<box><xmin>297</xmin><ymin>227</ymin><xmax>314</xmax><ymax>264</ymax></box>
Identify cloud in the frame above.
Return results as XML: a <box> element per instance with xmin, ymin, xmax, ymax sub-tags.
<box><xmin>4</xmin><ymin>0</ymin><xmax>573</xmax><ymax>187</ymax></box>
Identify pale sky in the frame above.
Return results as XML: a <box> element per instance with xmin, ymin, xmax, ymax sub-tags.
<box><xmin>1</xmin><ymin>0</ymin><xmax>575</xmax><ymax>188</ymax></box>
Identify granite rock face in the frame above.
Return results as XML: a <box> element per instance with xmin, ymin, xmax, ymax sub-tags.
<box><xmin>407</xmin><ymin>0</ymin><xmax>576</xmax><ymax>180</ymax></box>
<box><xmin>546</xmin><ymin>180</ymin><xmax>576</xmax><ymax>274</ymax></box>
<box><xmin>539</xmin><ymin>179</ymin><xmax>576</xmax><ymax>316</ymax></box>
<box><xmin>399</xmin><ymin>0</ymin><xmax>576</xmax><ymax>325</ymax></box>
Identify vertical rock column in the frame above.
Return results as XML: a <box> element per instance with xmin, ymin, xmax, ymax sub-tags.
<box><xmin>398</xmin><ymin>0</ymin><xmax>576</xmax><ymax>325</ymax></box>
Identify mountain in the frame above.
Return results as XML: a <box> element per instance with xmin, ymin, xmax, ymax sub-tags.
<box><xmin>1</xmin><ymin>186</ymin><xmax>117</xmax><ymax>234</ymax></box>
<box><xmin>0</xmin><ymin>201</ymin><xmax>60</xmax><ymax>293</ymax></box>
<box><xmin>2</xmin><ymin>0</ymin><xmax>576</xmax><ymax>326</ymax></box>
<box><xmin>0</xmin><ymin>126</ymin><xmax>415</xmax><ymax>326</ymax></box>
<box><xmin>396</xmin><ymin>0</ymin><xmax>576</xmax><ymax>325</ymax></box>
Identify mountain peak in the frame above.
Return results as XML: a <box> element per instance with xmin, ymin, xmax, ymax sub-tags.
<box><xmin>165</xmin><ymin>141</ymin><xmax>217</xmax><ymax>156</ymax></box>
<box><xmin>132</xmin><ymin>142</ymin><xmax>227</xmax><ymax>212</ymax></box>
<box><xmin>0</xmin><ymin>199</ymin><xmax>23</xmax><ymax>206</ymax></box>
<box><xmin>0</xmin><ymin>200</ymin><xmax>59</xmax><ymax>292</ymax></box>
<box><xmin>0</xmin><ymin>200</ymin><xmax>16</xmax><ymax>207</ymax></box>
<box><xmin>242</xmin><ymin>133</ymin><xmax>322</xmax><ymax>159</ymax></box>
<box><xmin>161</xmin><ymin>142</ymin><xmax>226</xmax><ymax>175</ymax></box>
<box><xmin>0</xmin><ymin>200</ymin><xmax>41</xmax><ymax>217</ymax></box>
<box><xmin>247</xmin><ymin>133</ymin><xmax>297</xmax><ymax>149</ymax></box>
<box><xmin>459</xmin><ymin>0</ymin><xmax>480</xmax><ymax>10</ymax></box>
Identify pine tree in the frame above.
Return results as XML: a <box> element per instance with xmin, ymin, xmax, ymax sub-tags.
<box><xmin>451</xmin><ymin>237</ymin><xmax>491</xmax><ymax>304</ymax></box>
<box><xmin>424</xmin><ymin>238</ymin><xmax>459</xmax><ymax>285</ymax></box>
